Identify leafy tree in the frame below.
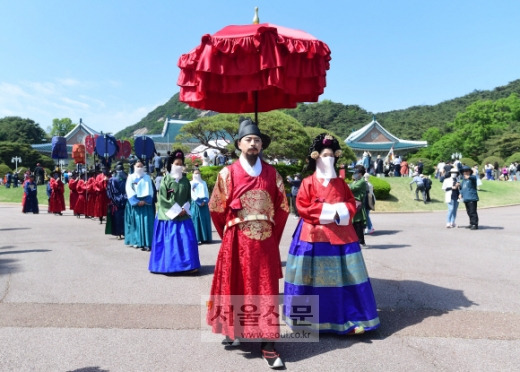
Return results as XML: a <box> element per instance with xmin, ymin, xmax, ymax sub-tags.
<box><xmin>505</xmin><ymin>152</ymin><xmax>520</xmax><ymax>164</ymax></box>
<box><xmin>178</xmin><ymin>111</ymin><xmax>311</xmax><ymax>161</ymax></box>
<box><xmin>48</xmin><ymin>118</ymin><xmax>76</xmax><ymax>137</ymax></box>
<box><xmin>0</xmin><ymin>116</ymin><xmax>48</xmax><ymax>144</ymax></box>
<box><xmin>0</xmin><ymin>141</ymin><xmax>55</xmax><ymax>170</ymax></box>
<box><xmin>176</xmin><ymin>113</ymin><xmax>239</xmax><ymax>156</ymax></box>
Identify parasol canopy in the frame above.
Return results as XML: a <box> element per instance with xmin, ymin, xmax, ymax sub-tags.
<box><xmin>177</xmin><ymin>20</ymin><xmax>331</xmax><ymax>117</ymax></box>
<box><xmin>51</xmin><ymin>136</ymin><xmax>68</xmax><ymax>159</ymax></box>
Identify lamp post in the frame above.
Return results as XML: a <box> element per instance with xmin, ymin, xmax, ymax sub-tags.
<box><xmin>11</xmin><ymin>156</ymin><xmax>22</xmax><ymax>172</ymax></box>
<box><xmin>451</xmin><ymin>152</ymin><xmax>462</xmax><ymax>161</ymax></box>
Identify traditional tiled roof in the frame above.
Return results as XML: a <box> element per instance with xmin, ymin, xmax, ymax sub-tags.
<box><xmin>64</xmin><ymin>121</ymin><xmax>100</xmax><ymax>140</ymax></box>
<box><xmin>345</xmin><ymin>117</ymin><xmax>427</xmax><ymax>152</ymax></box>
<box><xmin>136</xmin><ymin>118</ymin><xmax>192</xmax><ymax>143</ymax></box>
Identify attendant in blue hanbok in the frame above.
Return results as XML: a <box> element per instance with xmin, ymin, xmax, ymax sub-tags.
<box><xmin>22</xmin><ymin>175</ymin><xmax>39</xmax><ymax>214</ymax></box>
<box><xmin>149</xmin><ymin>150</ymin><xmax>200</xmax><ymax>274</ymax></box>
<box><xmin>107</xmin><ymin>165</ymin><xmax>128</xmax><ymax>239</ymax></box>
<box><xmin>124</xmin><ymin>161</ymin><xmax>154</xmax><ymax>250</ymax></box>
<box><xmin>190</xmin><ymin>168</ymin><xmax>212</xmax><ymax>244</ymax></box>
<box><xmin>284</xmin><ymin>133</ymin><xmax>380</xmax><ymax>335</ymax></box>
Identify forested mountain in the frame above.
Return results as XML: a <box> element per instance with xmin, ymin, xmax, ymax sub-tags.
<box><xmin>116</xmin><ymin>79</ymin><xmax>520</xmax><ymax>142</ymax></box>
<box><xmin>284</xmin><ymin>79</ymin><xmax>520</xmax><ymax>140</ymax></box>
<box><xmin>115</xmin><ymin>93</ymin><xmax>215</xmax><ymax>138</ymax></box>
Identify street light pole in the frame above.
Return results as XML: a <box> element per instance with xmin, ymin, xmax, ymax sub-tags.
<box><xmin>11</xmin><ymin>156</ymin><xmax>22</xmax><ymax>172</ymax></box>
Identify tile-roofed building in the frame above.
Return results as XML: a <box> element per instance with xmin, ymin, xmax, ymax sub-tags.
<box><xmin>31</xmin><ymin>119</ymin><xmax>101</xmax><ymax>158</ymax></box>
<box><xmin>345</xmin><ymin>116</ymin><xmax>427</xmax><ymax>155</ymax></box>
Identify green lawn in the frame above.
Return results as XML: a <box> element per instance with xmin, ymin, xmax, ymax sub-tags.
<box><xmin>374</xmin><ymin>177</ymin><xmax>520</xmax><ymax>213</ymax></box>
<box><xmin>0</xmin><ymin>184</ymin><xmax>71</xmax><ymax>206</ymax></box>
<box><xmin>1</xmin><ymin>177</ymin><xmax>519</xmax><ymax>213</ymax></box>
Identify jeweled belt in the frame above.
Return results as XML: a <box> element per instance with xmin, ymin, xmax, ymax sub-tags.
<box><xmin>224</xmin><ymin>214</ymin><xmax>274</xmax><ymax>233</ymax></box>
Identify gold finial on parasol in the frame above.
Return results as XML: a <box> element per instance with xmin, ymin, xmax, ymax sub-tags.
<box><xmin>252</xmin><ymin>6</ymin><xmax>259</xmax><ymax>24</ymax></box>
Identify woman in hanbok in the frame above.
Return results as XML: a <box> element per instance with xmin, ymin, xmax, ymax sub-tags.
<box><xmin>283</xmin><ymin>133</ymin><xmax>380</xmax><ymax>335</ymax></box>
<box><xmin>124</xmin><ymin>161</ymin><xmax>154</xmax><ymax>250</ymax></box>
<box><xmin>22</xmin><ymin>175</ymin><xmax>39</xmax><ymax>214</ymax></box>
<box><xmin>149</xmin><ymin>150</ymin><xmax>200</xmax><ymax>274</ymax></box>
<box><xmin>190</xmin><ymin>168</ymin><xmax>212</xmax><ymax>244</ymax></box>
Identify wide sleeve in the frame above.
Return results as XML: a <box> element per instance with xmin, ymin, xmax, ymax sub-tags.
<box><xmin>296</xmin><ymin>177</ymin><xmax>322</xmax><ymax>225</ymax></box>
<box><xmin>209</xmin><ymin>167</ymin><xmax>231</xmax><ymax>239</ymax></box>
<box><xmin>68</xmin><ymin>178</ymin><xmax>77</xmax><ymax>192</ymax></box>
<box><xmin>273</xmin><ymin>171</ymin><xmax>290</xmax><ymax>245</ymax></box>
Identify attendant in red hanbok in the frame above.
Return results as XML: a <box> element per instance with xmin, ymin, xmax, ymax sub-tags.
<box><xmin>68</xmin><ymin>172</ymin><xmax>79</xmax><ymax>216</ymax></box>
<box><xmin>86</xmin><ymin>172</ymin><xmax>97</xmax><ymax>218</ymax></box>
<box><xmin>49</xmin><ymin>170</ymin><xmax>66</xmax><ymax>215</ymax></box>
<box><xmin>74</xmin><ymin>176</ymin><xmax>87</xmax><ymax>218</ymax></box>
<box><xmin>94</xmin><ymin>168</ymin><xmax>109</xmax><ymax>224</ymax></box>
<box><xmin>208</xmin><ymin>118</ymin><xmax>289</xmax><ymax>369</ymax></box>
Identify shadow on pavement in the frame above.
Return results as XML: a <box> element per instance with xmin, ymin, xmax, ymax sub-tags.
<box><xmin>0</xmin><ymin>227</ymin><xmax>31</xmax><ymax>232</ymax></box>
<box><xmin>66</xmin><ymin>367</ymin><xmax>110</xmax><ymax>372</ymax></box>
<box><xmin>0</xmin><ymin>258</ymin><xmax>19</xmax><ymax>276</ymax></box>
<box><xmin>0</xmin><ymin>249</ymin><xmax>52</xmax><ymax>256</ymax></box>
<box><xmin>369</xmin><ymin>230</ymin><xmax>401</xmax><ymax>236</ymax></box>
<box><xmin>366</xmin><ymin>244</ymin><xmax>410</xmax><ymax>250</ymax></box>
<box><xmin>255</xmin><ymin>277</ymin><xmax>475</xmax><ymax>364</ymax></box>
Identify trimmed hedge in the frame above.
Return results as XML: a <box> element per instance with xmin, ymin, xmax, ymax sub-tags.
<box><xmin>189</xmin><ymin>163</ymin><xmax>392</xmax><ymax>201</ymax></box>
<box><xmin>505</xmin><ymin>152</ymin><xmax>520</xmax><ymax>165</ymax></box>
<box><xmin>367</xmin><ymin>175</ymin><xmax>391</xmax><ymax>200</ymax></box>
<box><xmin>406</xmin><ymin>157</ymin><xmax>435</xmax><ymax>176</ymax></box>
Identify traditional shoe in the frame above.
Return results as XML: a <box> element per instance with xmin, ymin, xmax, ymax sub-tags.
<box><xmin>222</xmin><ymin>336</ymin><xmax>240</xmax><ymax>347</ymax></box>
<box><xmin>470</xmin><ymin>225</ymin><xmax>478</xmax><ymax>230</ymax></box>
<box><xmin>347</xmin><ymin>326</ymin><xmax>365</xmax><ymax>335</ymax></box>
<box><xmin>446</xmin><ymin>224</ymin><xmax>452</xmax><ymax>228</ymax></box>
<box><xmin>262</xmin><ymin>349</ymin><xmax>284</xmax><ymax>369</ymax></box>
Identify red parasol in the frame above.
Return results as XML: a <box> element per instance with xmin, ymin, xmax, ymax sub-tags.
<box><xmin>177</xmin><ymin>10</ymin><xmax>331</xmax><ymax>123</ymax></box>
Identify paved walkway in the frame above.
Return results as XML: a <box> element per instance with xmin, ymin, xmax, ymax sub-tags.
<box><xmin>1</xmin><ymin>204</ymin><xmax>519</xmax><ymax>371</ymax></box>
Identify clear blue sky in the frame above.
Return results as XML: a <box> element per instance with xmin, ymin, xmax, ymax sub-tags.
<box><xmin>1</xmin><ymin>0</ymin><xmax>519</xmax><ymax>134</ymax></box>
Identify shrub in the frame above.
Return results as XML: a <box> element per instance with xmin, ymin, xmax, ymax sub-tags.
<box><xmin>505</xmin><ymin>152</ymin><xmax>520</xmax><ymax>165</ymax></box>
<box><xmin>368</xmin><ymin>175</ymin><xmax>391</xmax><ymax>200</ymax></box>
<box><xmin>459</xmin><ymin>157</ymin><xmax>478</xmax><ymax>167</ymax></box>
<box><xmin>407</xmin><ymin>157</ymin><xmax>435</xmax><ymax>176</ymax></box>
<box><xmin>0</xmin><ymin>163</ymin><xmax>12</xmax><ymax>179</ymax></box>
<box><xmin>480</xmin><ymin>155</ymin><xmax>505</xmax><ymax>169</ymax></box>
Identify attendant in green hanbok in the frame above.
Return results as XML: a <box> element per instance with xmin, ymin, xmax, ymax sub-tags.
<box><xmin>124</xmin><ymin>161</ymin><xmax>155</xmax><ymax>250</ymax></box>
<box><xmin>190</xmin><ymin>169</ymin><xmax>212</xmax><ymax>244</ymax></box>
<box><xmin>149</xmin><ymin>150</ymin><xmax>200</xmax><ymax>274</ymax></box>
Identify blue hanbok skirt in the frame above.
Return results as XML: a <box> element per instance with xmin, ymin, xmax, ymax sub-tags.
<box><xmin>283</xmin><ymin>220</ymin><xmax>380</xmax><ymax>334</ymax></box>
<box><xmin>149</xmin><ymin>218</ymin><xmax>201</xmax><ymax>273</ymax></box>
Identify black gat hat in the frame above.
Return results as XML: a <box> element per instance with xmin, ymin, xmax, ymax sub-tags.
<box><xmin>234</xmin><ymin>118</ymin><xmax>271</xmax><ymax>150</ymax></box>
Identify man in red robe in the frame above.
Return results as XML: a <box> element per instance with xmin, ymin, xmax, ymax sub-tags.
<box><xmin>86</xmin><ymin>172</ymin><xmax>97</xmax><ymax>218</ymax></box>
<box><xmin>74</xmin><ymin>176</ymin><xmax>87</xmax><ymax>218</ymax></box>
<box><xmin>94</xmin><ymin>168</ymin><xmax>109</xmax><ymax>223</ymax></box>
<box><xmin>68</xmin><ymin>171</ymin><xmax>79</xmax><ymax>215</ymax></box>
<box><xmin>48</xmin><ymin>170</ymin><xmax>66</xmax><ymax>215</ymax></box>
<box><xmin>208</xmin><ymin>118</ymin><xmax>289</xmax><ymax>369</ymax></box>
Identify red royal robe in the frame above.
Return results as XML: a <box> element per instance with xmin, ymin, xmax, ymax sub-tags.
<box><xmin>207</xmin><ymin>160</ymin><xmax>289</xmax><ymax>340</ymax></box>
<box><xmin>86</xmin><ymin>177</ymin><xmax>97</xmax><ymax>217</ymax></box>
<box><xmin>68</xmin><ymin>178</ymin><xmax>79</xmax><ymax>211</ymax></box>
<box><xmin>49</xmin><ymin>178</ymin><xmax>66</xmax><ymax>213</ymax></box>
<box><xmin>74</xmin><ymin>179</ymin><xmax>87</xmax><ymax>215</ymax></box>
<box><xmin>93</xmin><ymin>174</ymin><xmax>109</xmax><ymax>218</ymax></box>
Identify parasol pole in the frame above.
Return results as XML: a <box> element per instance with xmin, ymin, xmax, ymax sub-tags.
<box><xmin>254</xmin><ymin>91</ymin><xmax>258</xmax><ymax>125</ymax></box>
<box><xmin>253</xmin><ymin>7</ymin><xmax>259</xmax><ymax>126</ymax></box>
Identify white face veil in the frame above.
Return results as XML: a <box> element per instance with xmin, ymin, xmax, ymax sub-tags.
<box><xmin>170</xmin><ymin>165</ymin><xmax>183</xmax><ymax>180</ymax></box>
<box><xmin>316</xmin><ymin>156</ymin><xmax>337</xmax><ymax>180</ymax></box>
